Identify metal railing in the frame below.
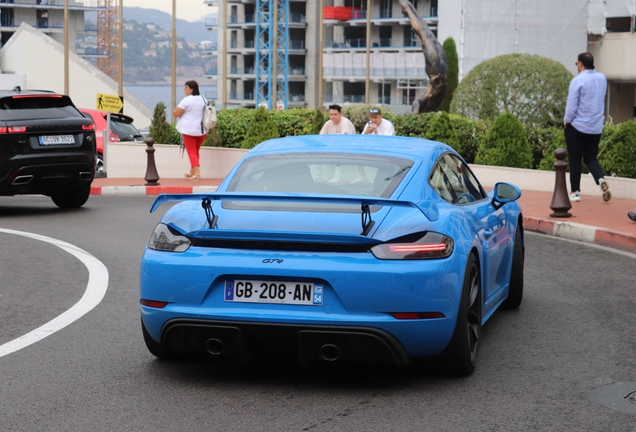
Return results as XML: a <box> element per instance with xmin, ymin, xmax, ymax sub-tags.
<box><xmin>323</xmin><ymin>67</ymin><xmax>427</xmax><ymax>78</ymax></box>
<box><xmin>229</xmin><ymin>40</ymin><xmax>256</xmax><ymax>49</ymax></box>
<box><xmin>205</xmin><ymin>18</ymin><xmax>218</xmax><ymax>27</ymax></box>
<box><xmin>229</xmin><ymin>67</ymin><xmax>255</xmax><ymax>74</ymax></box>
<box><xmin>228</xmin><ymin>14</ymin><xmax>255</xmax><ymax>24</ymax></box>
<box><xmin>229</xmin><ymin>92</ymin><xmax>255</xmax><ymax>101</ymax></box>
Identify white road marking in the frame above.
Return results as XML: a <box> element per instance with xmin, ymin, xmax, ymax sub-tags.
<box><xmin>0</xmin><ymin>228</ymin><xmax>109</xmax><ymax>358</ymax></box>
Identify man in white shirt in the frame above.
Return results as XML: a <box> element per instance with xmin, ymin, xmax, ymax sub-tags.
<box><xmin>362</xmin><ymin>108</ymin><xmax>395</xmax><ymax>135</ymax></box>
<box><xmin>319</xmin><ymin>104</ymin><xmax>356</xmax><ymax>134</ymax></box>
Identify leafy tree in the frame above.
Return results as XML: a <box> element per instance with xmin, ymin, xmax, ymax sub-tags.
<box><xmin>242</xmin><ymin>107</ymin><xmax>280</xmax><ymax>149</ymax></box>
<box><xmin>451</xmin><ymin>54</ymin><xmax>572</xmax><ymax>127</ymax></box>
<box><xmin>425</xmin><ymin>112</ymin><xmax>461</xmax><ymax>153</ymax></box>
<box><xmin>439</xmin><ymin>37</ymin><xmax>459</xmax><ymax>112</ymax></box>
<box><xmin>599</xmin><ymin>120</ymin><xmax>636</xmax><ymax>178</ymax></box>
<box><xmin>148</xmin><ymin>102</ymin><xmax>174</xmax><ymax>144</ymax></box>
<box><xmin>475</xmin><ymin>113</ymin><xmax>533</xmax><ymax>168</ymax></box>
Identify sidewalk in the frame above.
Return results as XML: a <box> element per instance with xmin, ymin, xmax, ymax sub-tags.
<box><xmin>91</xmin><ymin>177</ymin><xmax>636</xmax><ymax>254</ymax></box>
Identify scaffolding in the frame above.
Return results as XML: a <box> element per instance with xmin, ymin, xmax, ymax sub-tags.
<box><xmin>255</xmin><ymin>0</ymin><xmax>289</xmax><ymax>108</ymax></box>
<box><xmin>96</xmin><ymin>0</ymin><xmax>118</xmax><ymax>80</ymax></box>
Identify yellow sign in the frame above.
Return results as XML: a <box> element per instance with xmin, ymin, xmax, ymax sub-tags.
<box><xmin>96</xmin><ymin>93</ymin><xmax>124</xmax><ymax>113</ymax></box>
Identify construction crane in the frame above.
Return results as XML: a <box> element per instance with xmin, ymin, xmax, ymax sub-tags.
<box><xmin>96</xmin><ymin>0</ymin><xmax>118</xmax><ymax>80</ymax></box>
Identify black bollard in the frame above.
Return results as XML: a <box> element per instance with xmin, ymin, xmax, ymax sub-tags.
<box><xmin>144</xmin><ymin>137</ymin><xmax>160</xmax><ymax>186</ymax></box>
<box><xmin>549</xmin><ymin>148</ymin><xmax>571</xmax><ymax>218</ymax></box>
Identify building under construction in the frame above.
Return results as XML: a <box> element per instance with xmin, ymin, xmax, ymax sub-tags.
<box><xmin>206</xmin><ymin>0</ymin><xmax>636</xmax><ymax>123</ymax></box>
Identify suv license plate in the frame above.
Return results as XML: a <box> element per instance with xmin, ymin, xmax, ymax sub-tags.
<box><xmin>224</xmin><ymin>280</ymin><xmax>323</xmax><ymax>305</ymax></box>
<box><xmin>39</xmin><ymin>135</ymin><xmax>75</xmax><ymax>145</ymax></box>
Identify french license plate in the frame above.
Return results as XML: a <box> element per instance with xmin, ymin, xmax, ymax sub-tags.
<box><xmin>224</xmin><ymin>280</ymin><xmax>323</xmax><ymax>305</ymax></box>
<box><xmin>39</xmin><ymin>135</ymin><xmax>75</xmax><ymax>145</ymax></box>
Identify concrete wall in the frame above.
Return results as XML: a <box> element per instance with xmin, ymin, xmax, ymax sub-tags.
<box><xmin>590</xmin><ymin>32</ymin><xmax>636</xmax><ymax>81</ymax></box>
<box><xmin>103</xmin><ymin>143</ymin><xmax>248</xmax><ymax>180</ymax></box>
<box><xmin>0</xmin><ymin>23</ymin><xmax>153</xmax><ymax>129</ymax></box>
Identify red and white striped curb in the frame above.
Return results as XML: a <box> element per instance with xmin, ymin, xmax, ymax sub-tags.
<box><xmin>90</xmin><ymin>185</ymin><xmax>218</xmax><ymax>196</ymax></box>
<box><xmin>524</xmin><ymin>216</ymin><xmax>636</xmax><ymax>254</ymax></box>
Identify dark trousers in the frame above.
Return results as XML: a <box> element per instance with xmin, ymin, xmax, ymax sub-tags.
<box><xmin>564</xmin><ymin>125</ymin><xmax>604</xmax><ymax>193</ymax></box>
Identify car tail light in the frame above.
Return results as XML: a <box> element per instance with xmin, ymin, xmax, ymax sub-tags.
<box><xmin>0</xmin><ymin>127</ymin><xmax>7</xmax><ymax>133</ymax></box>
<box><xmin>371</xmin><ymin>231</ymin><xmax>453</xmax><ymax>260</ymax></box>
<box><xmin>12</xmin><ymin>94</ymin><xmax>63</xmax><ymax>99</ymax></box>
<box><xmin>140</xmin><ymin>299</ymin><xmax>168</xmax><ymax>308</ymax></box>
<box><xmin>8</xmin><ymin>126</ymin><xmax>26</xmax><ymax>133</ymax></box>
<box><xmin>110</xmin><ymin>133</ymin><xmax>120</xmax><ymax>142</ymax></box>
<box><xmin>391</xmin><ymin>312</ymin><xmax>446</xmax><ymax>319</ymax></box>
<box><xmin>148</xmin><ymin>223</ymin><xmax>191</xmax><ymax>252</ymax></box>
<box><xmin>82</xmin><ymin>124</ymin><xmax>95</xmax><ymax>131</ymax></box>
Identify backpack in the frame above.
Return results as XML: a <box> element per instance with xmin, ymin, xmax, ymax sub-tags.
<box><xmin>201</xmin><ymin>96</ymin><xmax>217</xmax><ymax>131</ymax></box>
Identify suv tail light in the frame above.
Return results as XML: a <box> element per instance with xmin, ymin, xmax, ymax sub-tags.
<box><xmin>8</xmin><ymin>126</ymin><xmax>26</xmax><ymax>133</ymax></box>
<box><xmin>110</xmin><ymin>133</ymin><xmax>120</xmax><ymax>142</ymax></box>
<box><xmin>82</xmin><ymin>124</ymin><xmax>95</xmax><ymax>131</ymax></box>
<box><xmin>371</xmin><ymin>232</ymin><xmax>454</xmax><ymax>260</ymax></box>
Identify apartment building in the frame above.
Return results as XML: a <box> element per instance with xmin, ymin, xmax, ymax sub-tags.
<box><xmin>206</xmin><ymin>0</ymin><xmax>636</xmax><ymax>122</ymax></box>
<box><xmin>0</xmin><ymin>0</ymin><xmax>104</xmax><ymax>57</ymax></box>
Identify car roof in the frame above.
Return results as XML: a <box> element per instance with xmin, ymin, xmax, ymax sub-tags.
<box><xmin>0</xmin><ymin>89</ymin><xmax>63</xmax><ymax>97</ymax></box>
<box><xmin>250</xmin><ymin>134</ymin><xmax>454</xmax><ymax>160</ymax></box>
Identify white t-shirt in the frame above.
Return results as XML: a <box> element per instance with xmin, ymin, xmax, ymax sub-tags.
<box><xmin>362</xmin><ymin>118</ymin><xmax>395</xmax><ymax>136</ymax></box>
<box><xmin>176</xmin><ymin>95</ymin><xmax>207</xmax><ymax>137</ymax></box>
<box><xmin>319</xmin><ymin>117</ymin><xmax>356</xmax><ymax>134</ymax></box>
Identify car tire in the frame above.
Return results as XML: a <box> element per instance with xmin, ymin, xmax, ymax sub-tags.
<box><xmin>501</xmin><ymin>224</ymin><xmax>524</xmax><ymax>310</ymax></box>
<box><xmin>50</xmin><ymin>185</ymin><xmax>91</xmax><ymax>209</ymax></box>
<box><xmin>141</xmin><ymin>318</ymin><xmax>169</xmax><ymax>359</ymax></box>
<box><xmin>442</xmin><ymin>253</ymin><xmax>481</xmax><ymax>376</ymax></box>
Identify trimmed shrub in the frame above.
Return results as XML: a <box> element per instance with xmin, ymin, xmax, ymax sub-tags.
<box><xmin>203</xmin><ymin>126</ymin><xmax>223</xmax><ymax>147</ymax></box>
<box><xmin>425</xmin><ymin>112</ymin><xmax>461</xmax><ymax>152</ymax></box>
<box><xmin>533</xmin><ymin>127</ymin><xmax>567</xmax><ymax>171</ymax></box>
<box><xmin>451</xmin><ymin>54</ymin><xmax>572</xmax><ymax>127</ymax></box>
<box><xmin>599</xmin><ymin>120</ymin><xmax>636</xmax><ymax>178</ymax></box>
<box><xmin>312</xmin><ymin>109</ymin><xmax>328</xmax><ymax>134</ymax></box>
<box><xmin>392</xmin><ymin>112</ymin><xmax>437</xmax><ymax>137</ymax></box>
<box><xmin>439</xmin><ymin>37</ymin><xmax>459</xmax><ymax>112</ymax></box>
<box><xmin>475</xmin><ymin>113</ymin><xmax>533</xmax><ymax>168</ymax></box>
<box><xmin>241</xmin><ymin>106</ymin><xmax>280</xmax><ymax>149</ymax></box>
<box><xmin>148</xmin><ymin>102</ymin><xmax>174</xmax><ymax>144</ymax></box>
<box><xmin>272</xmin><ymin>108</ymin><xmax>321</xmax><ymax>137</ymax></box>
<box><xmin>216</xmin><ymin>108</ymin><xmax>255</xmax><ymax>148</ymax></box>
<box><xmin>449</xmin><ymin>114</ymin><xmax>488</xmax><ymax>163</ymax></box>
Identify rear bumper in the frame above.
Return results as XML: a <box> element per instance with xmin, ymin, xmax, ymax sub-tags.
<box><xmin>0</xmin><ymin>154</ymin><xmax>95</xmax><ymax>196</ymax></box>
<box><xmin>158</xmin><ymin>318</ymin><xmax>412</xmax><ymax>366</ymax></box>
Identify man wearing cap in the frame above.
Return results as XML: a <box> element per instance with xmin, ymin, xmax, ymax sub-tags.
<box><xmin>320</xmin><ymin>104</ymin><xmax>356</xmax><ymax>134</ymax></box>
<box><xmin>564</xmin><ymin>52</ymin><xmax>611</xmax><ymax>202</ymax></box>
<box><xmin>362</xmin><ymin>108</ymin><xmax>395</xmax><ymax>135</ymax></box>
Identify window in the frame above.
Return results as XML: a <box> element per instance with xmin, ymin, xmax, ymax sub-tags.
<box><xmin>429</xmin><ymin>154</ymin><xmax>485</xmax><ymax>204</ymax></box>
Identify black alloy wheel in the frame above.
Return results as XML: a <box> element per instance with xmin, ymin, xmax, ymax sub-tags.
<box><xmin>501</xmin><ymin>223</ymin><xmax>524</xmax><ymax>309</ymax></box>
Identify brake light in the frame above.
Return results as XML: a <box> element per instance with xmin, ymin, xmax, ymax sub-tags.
<box><xmin>110</xmin><ymin>133</ymin><xmax>120</xmax><ymax>142</ymax></box>
<box><xmin>82</xmin><ymin>124</ymin><xmax>95</xmax><ymax>131</ymax></box>
<box><xmin>12</xmin><ymin>94</ymin><xmax>63</xmax><ymax>99</ymax></box>
<box><xmin>140</xmin><ymin>299</ymin><xmax>168</xmax><ymax>309</ymax></box>
<box><xmin>371</xmin><ymin>232</ymin><xmax>454</xmax><ymax>260</ymax></box>
<box><xmin>8</xmin><ymin>126</ymin><xmax>26</xmax><ymax>133</ymax></box>
<box><xmin>391</xmin><ymin>312</ymin><xmax>446</xmax><ymax>319</ymax></box>
<box><xmin>0</xmin><ymin>127</ymin><xmax>6</xmax><ymax>133</ymax></box>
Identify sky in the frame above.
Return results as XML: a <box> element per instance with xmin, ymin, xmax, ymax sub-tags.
<box><xmin>123</xmin><ymin>0</ymin><xmax>216</xmax><ymax>22</ymax></box>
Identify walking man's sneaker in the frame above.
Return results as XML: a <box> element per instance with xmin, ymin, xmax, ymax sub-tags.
<box><xmin>599</xmin><ymin>178</ymin><xmax>611</xmax><ymax>202</ymax></box>
<box><xmin>569</xmin><ymin>191</ymin><xmax>581</xmax><ymax>202</ymax></box>
<box><xmin>628</xmin><ymin>212</ymin><xmax>636</xmax><ymax>222</ymax></box>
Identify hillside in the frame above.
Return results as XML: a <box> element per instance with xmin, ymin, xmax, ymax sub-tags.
<box><xmin>123</xmin><ymin>7</ymin><xmax>217</xmax><ymax>44</ymax></box>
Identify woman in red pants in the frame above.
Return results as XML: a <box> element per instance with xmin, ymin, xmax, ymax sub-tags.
<box><xmin>173</xmin><ymin>80</ymin><xmax>208</xmax><ymax>181</ymax></box>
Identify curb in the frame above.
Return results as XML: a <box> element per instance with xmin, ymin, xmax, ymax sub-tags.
<box><xmin>90</xmin><ymin>185</ymin><xmax>218</xmax><ymax>196</ymax></box>
<box><xmin>524</xmin><ymin>216</ymin><xmax>636</xmax><ymax>254</ymax></box>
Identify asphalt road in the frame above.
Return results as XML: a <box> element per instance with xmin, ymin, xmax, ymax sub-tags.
<box><xmin>1</xmin><ymin>195</ymin><xmax>635</xmax><ymax>432</ymax></box>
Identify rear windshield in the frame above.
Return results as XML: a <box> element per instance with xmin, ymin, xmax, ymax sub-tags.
<box><xmin>226</xmin><ymin>152</ymin><xmax>412</xmax><ymax>211</ymax></box>
<box><xmin>111</xmin><ymin>118</ymin><xmax>143</xmax><ymax>141</ymax></box>
<box><xmin>0</xmin><ymin>95</ymin><xmax>82</xmax><ymax>121</ymax></box>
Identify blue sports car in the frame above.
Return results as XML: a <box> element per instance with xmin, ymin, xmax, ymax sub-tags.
<box><xmin>140</xmin><ymin>135</ymin><xmax>524</xmax><ymax>376</ymax></box>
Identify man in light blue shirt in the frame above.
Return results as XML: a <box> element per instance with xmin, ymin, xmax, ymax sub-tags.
<box><xmin>564</xmin><ymin>52</ymin><xmax>611</xmax><ymax>202</ymax></box>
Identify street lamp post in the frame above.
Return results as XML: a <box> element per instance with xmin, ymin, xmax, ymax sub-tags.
<box><xmin>118</xmin><ymin>0</ymin><xmax>124</xmax><ymax>97</ymax></box>
<box><xmin>171</xmin><ymin>0</ymin><xmax>177</xmax><ymax>113</ymax></box>
<box><xmin>64</xmin><ymin>0</ymin><xmax>69</xmax><ymax>94</ymax></box>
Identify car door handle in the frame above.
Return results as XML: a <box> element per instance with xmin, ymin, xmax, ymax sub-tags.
<box><xmin>484</xmin><ymin>230</ymin><xmax>493</xmax><ymax>238</ymax></box>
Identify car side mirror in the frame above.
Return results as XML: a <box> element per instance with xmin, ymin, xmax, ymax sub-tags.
<box><xmin>491</xmin><ymin>182</ymin><xmax>521</xmax><ymax>210</ymax></box>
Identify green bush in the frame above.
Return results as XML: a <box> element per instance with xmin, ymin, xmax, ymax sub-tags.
<box><xmin>449</xmin><ymin>114</ymin><xmax>488</xmax><ymax>163</ymax></box>
<box><xmin>425</xmin><ymin>112</ymin><xmax>461</xmax><ymax>152</ymax></box>
<box><xmin>439</xmin><ymin>37</ymin><xmax>459</xmax><ymax>112</ymax></box>
<box><xmin>525</xmin><ymin>126</ymin><xmax>566</xmax><ymax>170</ymax></box>
<box><xmin>475</xmin><ymin>113</ymin><xmax>533</xmax><ymax>168</ymax></box>
<box><xmin>272</xmin><ymin>108</ymin><xmax>321</xmax><ymax>137</ymax></box>
<box><xmin>451</xmin><ymin>54</ymin><xmax>572</xmax><ymax>127</ymax></box>
<box><xmin>216</xmin><ymin>108</ymin><xmax>255</xmax><ymax>148</ymax></box>
<box><xmin>203</xmin><ymin>126</ymin><xmax>223</xmax><ymax>147</ymax></box>
<box><xmin>241</xmin><ymin>106</ymin><xmax>280</xmax><ymax>149</ymax></box>
<box><xmin>392</xmin><ymin>112</ymin><xmax>437</xmax><ymax>137</ymax></box>
<box><xmin>148</xmin><ymin>102</ymin><xmax>174</xmax><ymax>144</ymax></box>
<box><xmin>599</xmin><ymin>121</ymin><xmax>636</xmax><ymax>178</ymax></box>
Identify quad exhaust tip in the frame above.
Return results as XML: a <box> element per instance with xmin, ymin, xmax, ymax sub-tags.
<box><xmin>204</xmin><ymin>338</ymin><xmax>225</xmax><ymax>356</ymax></box>
<box><xmin>318</xmin><ymin>343</ymin><xmax>341</xmax><ymax>362</ymax></box>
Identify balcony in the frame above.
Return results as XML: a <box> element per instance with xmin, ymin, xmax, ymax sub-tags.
<box><xmin>205</xmin><ymin>18</ymin><xmax>218</xmax><ymax>27</ymax></box>
<box><xmin>323</xmin><ymin>94</ymin><xmax>366</xmax><ymax>104</ymax></box>
<box><xmin>229</xmin><ymin>92</ymin><xmax>255</xmax><ymax>101</ymax></box>
<box><xmin>0</xmin><ymin>1</ymin><xmax>108</xmax><ymax>10</ymax></box>
<box><xmin>228</xmin><ymin>14</ymin><xmax>255</xmax><ymax>25</ymax></box>
<box><xmin>229</xmin><ymin>40</ymin><xmax>256</xmax><ymax>50</ymax></box>
<box><xmin>229</xmin><ymin>67</ymin><xmax>255</xmax><ymax>75</ymax></box>
<box><xmin>323</xmin><ymin>66</ymin><xmax>427</xmax><ymax>79</ymax></box>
